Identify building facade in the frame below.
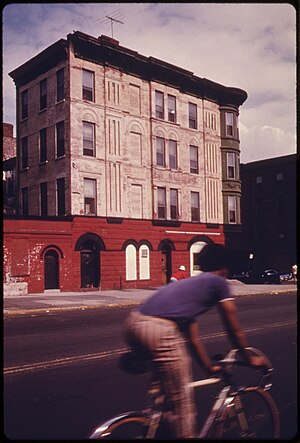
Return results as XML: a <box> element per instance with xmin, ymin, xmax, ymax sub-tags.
<box><xmin>240</xmin><ymin>154</ymin><xmax>297</xmax><ymax>274</ymax></box>
<box><xmin>4</xmin><ymin>31</ymin><xmax>247</xmax><ymax>294</ymax></box>
<box><xmin>3</xmin><ymin>123</ymin><xmax>17</xmax><ymax>213</ymax></box>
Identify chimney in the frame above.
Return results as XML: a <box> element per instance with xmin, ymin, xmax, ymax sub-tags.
<box><xmin>98</xmin><ymin>35</ymin><xmax>119</xmax><ymax>46</ymax></box>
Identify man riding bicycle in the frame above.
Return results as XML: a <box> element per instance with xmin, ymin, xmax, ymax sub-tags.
<box><xmin>124</xmin><ymin>243</ymin><xmax>267</xmax><ymax>438</ymax></box>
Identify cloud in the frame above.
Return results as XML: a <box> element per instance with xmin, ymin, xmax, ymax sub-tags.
<box><xmin>2</xmin><ymin>3</ymin><xmax>296</xmax><ymax>163</ymax></box>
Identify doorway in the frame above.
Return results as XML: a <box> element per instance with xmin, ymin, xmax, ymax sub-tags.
<box><xmin>161</xmin><ymin>245</ymin><xmax>172</xmax><ymax>285</ymax></box>
<box><xmin>44</xmin><ymin>250</ymin><xmax>59</xmax><ymax>290</ymax></box>
<box><xmin>80</xmin><ymin>240</ymin><xmax>100</xmax><ymax>288</ymax></box>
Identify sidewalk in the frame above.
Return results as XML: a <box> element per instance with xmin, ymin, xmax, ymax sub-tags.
<box><xmin>3</xmin><ymin>281</ymin><xmax>296</xmax><ymax>316</ymax></box>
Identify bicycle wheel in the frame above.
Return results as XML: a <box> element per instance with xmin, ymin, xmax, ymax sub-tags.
<box><xmin>213</xmin><ymin>387</ymin><xmax>280</xmax><ymax>439</ymax></box>
<box><xmin>89</xmin><ymin>414</ymin><xmax>148</xmax><ymax>439</ymax></box>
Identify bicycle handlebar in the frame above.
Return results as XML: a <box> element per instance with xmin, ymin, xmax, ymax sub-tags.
<box><xmin>212</xmin><ymin>347</ymin><xmax>274</xmax><ymax>390</ymax></box>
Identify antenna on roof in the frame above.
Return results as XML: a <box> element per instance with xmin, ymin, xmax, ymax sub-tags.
<box><xmin>105</xmin><ymin>15</ymin><xmax>124</xmax><ymax>38</ymax></box>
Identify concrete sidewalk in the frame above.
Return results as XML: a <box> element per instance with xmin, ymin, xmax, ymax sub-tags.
<box><xmin>3</xmin><ymin>281</ymin><xmax>296</xmax><ymax>316</ymax></box>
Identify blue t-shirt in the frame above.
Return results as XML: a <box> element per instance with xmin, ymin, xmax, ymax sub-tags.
<box><xmin>139</xmin><ymin>272</ymin><xmax>234</xmax><ymax>325</ymax></box>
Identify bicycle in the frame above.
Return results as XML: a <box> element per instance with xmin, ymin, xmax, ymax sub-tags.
<box><xmin>89</xmin><ymin>347</ymin><xmax>280</xmax><ymax>439</ymax></box>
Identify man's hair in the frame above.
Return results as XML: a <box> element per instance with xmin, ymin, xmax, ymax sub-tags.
<box><xmin>197</xmin><ymin>243</ymin><xmax>230</xmax><ymax>272</ymax></box>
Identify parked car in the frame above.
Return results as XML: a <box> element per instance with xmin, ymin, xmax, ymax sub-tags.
<box><xmin>231</xmin><ymin>269</ymin><xmax>282</xmax><ymax>284</ymax></box>
<box><xmin>261</xmin><ymin>269</ymin><xmax>281</xmax><ymax>284</ymax></box>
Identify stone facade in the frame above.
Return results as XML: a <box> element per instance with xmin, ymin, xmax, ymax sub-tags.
<box><xmin>5</xmin><ymin>31</ymin><xmax>247</xmax><ymax>293</ymax></box>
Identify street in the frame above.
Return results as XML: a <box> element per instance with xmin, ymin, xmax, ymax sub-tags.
<box><xmin>4</xmin><ymin>292</ymin><xmax>297</xmax><ymax>439</ymax></box>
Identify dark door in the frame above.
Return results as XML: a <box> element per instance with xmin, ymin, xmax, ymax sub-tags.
<box><xmin>161</xmin><ymin>247</ymin><xmax>172</xmax><ymax>285</ymax></box>
<box><xmin>80</xmin><ymin>242</ymin><xmax>100</xmax><ymax>288</ymax></box>
<box><xmin>44</xmin><ymin>250</ymin><xmax>59</xmax><ymax>290</ymax></box>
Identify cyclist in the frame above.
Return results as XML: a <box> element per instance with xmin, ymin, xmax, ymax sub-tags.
<box><xmin>124</xmin><ymin>243</ymin><xmax>267</xmax><ymax>438</ymax></box>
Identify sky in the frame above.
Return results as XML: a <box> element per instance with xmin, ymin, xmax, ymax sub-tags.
<box><xmin>2</xmin><ymin>2</ymin><xmax>297</xmax><ymax>163</ymax></box>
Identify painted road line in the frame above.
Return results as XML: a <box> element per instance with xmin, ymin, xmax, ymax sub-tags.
<box><xmin>4</xmin><ymin>320</ymin><xmax>296</xmax><ymax>376</ymax></box>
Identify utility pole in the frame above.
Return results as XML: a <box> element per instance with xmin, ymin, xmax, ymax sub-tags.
<box><xmin>105</xmin><ymin>16</ymin><xmax>124</xmax><ymax>38</ymax></box>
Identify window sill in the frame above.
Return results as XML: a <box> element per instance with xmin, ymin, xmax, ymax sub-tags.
<box><xmin>56</xmin><ymin>98</ymin><xmax>65</xmax><ymax>105</ymax></box>
<box><xmin>39</xmin><ymin>108</ymin><xmax>47</xmax><ymax>114</ymax></box>
<box><xmin>39</xmin><ymin>160</ymin><xmax>48</xmax><ymax>165</ymax></box>
<box><xmin>20</xmin><ymin>166</ymin><xmax>29</xmax><ymax>171</ymax></box>
<box><xmin>55</xmin><ymin>155</ymin><xmax>66</xmax><ymax>160</ymax></box>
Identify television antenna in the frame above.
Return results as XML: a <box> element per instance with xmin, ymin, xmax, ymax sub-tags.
<box><xmin>105</xmin><ymin>15</ymin><xmax>124</xmax><ymax>38</ymax></box>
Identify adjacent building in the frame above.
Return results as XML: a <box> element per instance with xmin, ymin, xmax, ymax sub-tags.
<box><xmin>3</xmin><ymin>123</ymin><xmax>17</xmax><ymax>213</ymax></box>
<box><xmin>4</xmin><ymin>31</ymin><xmax>247</xmax><ymax>294</ymax></box>
<box><xmin>239</xmin><ymin>154</ymin><xmax>297</xmax><ymax>274</ymax></box>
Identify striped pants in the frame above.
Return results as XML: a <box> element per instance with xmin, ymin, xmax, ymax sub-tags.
<box><xmin>124</xmin><ymin>310</ymin><xmax>196</xmax><ymax>438</ymax></box>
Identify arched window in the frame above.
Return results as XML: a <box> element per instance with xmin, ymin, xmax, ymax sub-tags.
<box><xmin>190</xmin><ymin>241</ymin><xmax>207</xmax><ymax>277</ymax></box>
<box><xmin>139</xmin><ymin>245</ymin><xmax>150</xmax><ymax>280</ymax></box>
<box><xmin>126</xmin><ymin>244</ymin><xmax>137</xmax><ymax>281</ymax></box>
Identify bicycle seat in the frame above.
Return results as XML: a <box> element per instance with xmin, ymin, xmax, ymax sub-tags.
<box><xmin>119</xmin><ymin>350</ymin><xmax>151</xmax><ymax>375</ymax></box>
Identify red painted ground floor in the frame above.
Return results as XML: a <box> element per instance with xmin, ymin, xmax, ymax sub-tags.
<box><xmin>3</xmin><ymin>215</ymin><xmax>225</xmax><ymax>294</ymax></box>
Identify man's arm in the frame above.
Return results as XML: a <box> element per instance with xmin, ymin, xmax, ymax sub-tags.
<box><xmin>217</xmin><ymin>299</ymin><xmax>267</xmax><ymax>367</ymax></box>
<box><xmin>186</xmin><ymin>320</ymin><xmax>221</xmax><ymax>374</ymax></box>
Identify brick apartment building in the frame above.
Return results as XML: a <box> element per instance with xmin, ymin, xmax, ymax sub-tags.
<box><xmin>4</xmin><ymin>31</ymin><xmax>247</xmax><ymax>294</ymax></box>
<box><xmin>239</xmin><ymin>154</ymin><xmax>297</xmax><ymax>274</ymax></box>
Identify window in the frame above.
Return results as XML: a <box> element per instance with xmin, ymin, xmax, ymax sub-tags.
<box><xmin>168</xmin><ymin>95</ymin><xmax>176</xmax><ymax>122</ymax></box>
<box><xmin>189</xmin><ymin>103</ymin><xmax>197</xmax><ymax>129</ymax></box>
<box><xmin>190</xmin><ymin>145</ymin><xmax>198</xmax><ymax>174</ymax></box>
<box><xmin>40</xmin><ymin>128</ymin><xmax>47</xmax><ymax>163</ymax></box>
<box><xmin>157</xmin><ymin>187</ymin><xmax>166</xmax><ymax>219</ymax></box>
<box><xmin>21</xmin><ymin>136</ymin><xmax>28</xmax><ymax>169</ymax></box>
<box><xmin>256</xmin><ymin>176</ymin><xmax>263</xmax><ymax>184</ymax></box>
<box><xmin>126</xmin><ymin>244</ymin><xmax>137</xmax><ymax>280</ymax></box>
<box><xmin>227</xmin><ymin>152</ymin><xmax>236</xmax><ymax>179</ymax></box>
<box><xmin>82</xmin><ymin>69</ymin><xmax>94</xmax><ymax>101</ymax></box>
<box><xmin>22</xmin><ymin>187</ymin><xmax>29</xmax><ymax>215</ymax></box>
<box><xmin>225</xmin><ymin>112</ymin><xmax>234</xmax><ymax>136</ymax></box>
<box><xmin>40</xmin><ymin>182</ymin><xmax>48</xmax><ymax>216</ymax></box>
<box><xmin>57</xmin><ymin>178</ymin><xmax>65</xmax><ymax>216</ymax></box>
<box><xmin>155</xmin><ymin>91</ymin><xmax>164</xmax><ymax>119</ymax></box>
<box><xmin>156</xmin><ymin>137</ymin><xmax>165</xmax><ymax>167</ymax></box>
<box><xmin>169</xmin><ymin>140</ymin><xmax>177</xmax><ymax>169</ymax></box>
<box><xmin>139</xmin><ymin>245</ymin><xmax>150</xmax><ymax>280</ymax></box>
<box><xmin>191</xmin><ymin>191</ymin><xmax>200</xmax><ymax>221</ymax></box>
<box><xmin>276</xmin><ymin>172</ymin><xmax>283</xmax><ymax>181</ymax></box>
<box><xmin>40</xmin><ymin>79</ymin><xmax>47</xmax><ymax>110</ymax></box>
<box><xmin>56</xmin><ymin>121</ymin><xmax>65</xmax><ymax>157</ymax></box>
<box><xmin>21</xmin><ymin>90</ymin><xmax>28</xmax><ymax>119</ymax></box>
<box><xmin>56</xmin><ymin>69</ymin><xmax>64</xmax><ymax>102</ymax></box>
<box><xmin>84</xmin><ymin>178</ymin><xmax>97</xmax><ymax>215</ymax></box>
<box><xmin>83</xmin><ymin>122</ymin><xmax>95</xmax><ymax>157</ymax></box>
<box><xmin>170</xmin><ymin>189</ymin><xmax>178</xmax><ymax>220</ymax></box>
<box><xmin>228</xmin><ymin>196</ymin><xmax>237</xmax><ymax>223</ymax></box>
<box><xmin>129</xmin><ymin>84</ymin><xmax>141</xmax><ymax>113</ymax></box>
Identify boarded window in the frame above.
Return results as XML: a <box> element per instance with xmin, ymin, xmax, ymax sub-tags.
<box><xmin>139</xmin><ymin>245</ymin><xmax>150</xmax><ymax>280</ymax></box>
<box><xmin>129</xmin><ymin>131</ymin><xmax>142</xmax><ymax>164</ymax></box>
<box><xmin>126</xmin><ymin>244</ymin><xmax>137</xmax><ymax>280</ymax></box>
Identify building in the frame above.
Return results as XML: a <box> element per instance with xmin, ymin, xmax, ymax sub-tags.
<box><xmin>3</xmin><ymin>123</ymin><xmax>17</xmax><ymax>213</ymax></box>
<box><xmin>4</xmin><ymin>31</ymin><xmax>247</xmax><ymax>294</ymax></box>
<box><xmin>239</xmin><ymin>154</ymin><xmax>297</xmax><ymax>274</ymax></box>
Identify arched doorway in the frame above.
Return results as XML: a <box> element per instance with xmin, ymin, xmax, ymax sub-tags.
<box><xmin>75</xmin><ymin>233</ymin><xmax>105</xmax><ymax>289</ymax></box>
<box><xmin>80</xmin><ymin>240</ymin><xmax>100</xmax><ymax>289</ymax></box>
<box><xmin>158</xmin><ymin>240</ymin><xmax>174</xmax><ymax>285</ymax></box>
<box><xmin>188</xmin><ymin>237</ymin><xmax>213</xmax><ymax>277</ymax></box>
<box><xmin>44</xmin><ymin>250</ymin><xmax>59</xmax><ymax>290</ymax></box>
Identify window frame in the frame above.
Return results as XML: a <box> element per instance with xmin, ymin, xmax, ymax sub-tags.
<box><xmin>155</xmin><ymin>91</ymin><xmax>164</xmax><ymax>119</ymax></box>
<box><xmin>157</xmin><ymin>187</ymin><xmax>166</xmax><ymax>219</ymax></box>
<box><xmin>167</xmin><ymin>94</ymin><xmax>176</xmax><ymax>122</ymax></box>
<box><xmin>56</xmin><ymin>121</ymin><xmax>65</xmax><ymax>158</ymax></box>
<box><xmin>84</xmin><ymin>178</ymin><xmax>97</xmax><ymax>215</ymax></box>
<box><xmin>40</xmin><ymin>182</ymin><xmax>48</xmax><ymax>216</ymax></box>
<box><xmin>170</xmin><ymin>188</ymin><xmax>178</xmax><ymax>220</ymax></box>
<box><xmin>21</xmin><ymin>136</ymin><xmax>28</xmax><ymax>169</ymax></box>
<box><xmin>191</xmin><ymin>191</ymin><xmax>200</xmax><ymax>222</ymax></box>
<box><xmin>169</xmin><ymin>139</ymin><xmax>177</xmax><ymax>170</ymax></box>
<box><xmin>227</xmin><ymin>152</ymin><xmax>236</xmax><ymax>179</ymax></box>
<box><xmin>228</xmin><ymin>195</ymin><xmax>237</xmax><ymax>224</ymax></box>
<box><xmin>56</xmin><ymin>68</ymin><xmax>65</xmax><ymax>102</ymax></box>
<box><xmin>189</xmin><ymin>102</ymin><xmax>197</xmax><ymax>129</ymax></box>
<box><xmin>156</xmin><ymin>137</ymin><xmax>165</xmax><ymax>167</ymax></box>
<box><xmin>40</xmin><ymin>79</ymin><xmax>47</xmax><ymax>111</ymax></box>
<box><xmin>225</xmin><ymin>112</ymin><xmax>234</xmax><ymax>137</ymax></box>
<box><xmin>39</xmin><ymin>128</ymin><xmax>47</xmax><ymax>163</ymax></box>
<box><xmin>57</xmin><ymin>177</ymin><xmax>66</xmax><ymax>216</ymax></box>
<box><xmin>190</xmin><ymin>145</ymin><xmax>199</xmax><ymax>174</ymax></box>
<box><xmin>21</xmin><ymin>90</ymin><xmax>28</xmax><ymax>120</ymax></box>
<box><xmin>83</xmin><ymin>121</ymin><xmax>96</xmax><ymax>157</ymax></box>
<box><xmin>82</xmin><ymin>69</ymin><xmax>95</xmax><ymax>102</ymax></box>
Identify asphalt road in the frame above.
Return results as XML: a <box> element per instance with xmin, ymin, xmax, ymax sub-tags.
<box><xmin>4</xmin><ymin>292</ymin><xmax>297</xmax><ymax>440</ymax></box>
